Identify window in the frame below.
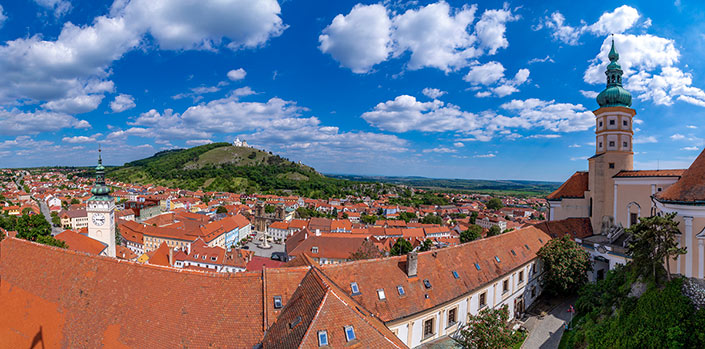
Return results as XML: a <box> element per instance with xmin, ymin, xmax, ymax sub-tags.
<box><xmin>518</xmin><ymin>271</ymin><xmax>524</xmax><ymax>283</ymax></box>
<box><xmin>423</xmin><ymin>318</ymin><xmax>434</xmax><ymax>338</ymax></box>
<box><xmin>202</xmin><ymin>255</ymin><xmax>206</xmax><ymax>260</ymax></box>
<box><xmin>525</xmin><ymin>244</ymin><xmax>530</xmax><ymax>250</ymax></box>
<box><xmin>377</xmin><ymin>288</ymin><xmax>386</xmax><ymax>300</ymax></box>
<box><xmin>609</xmin><ymin>162</ymin><xmax>615</xmax><ymax>169</ymax></box>
<box><xmin>479</xmin><ymin>292</ymin><xmax>487</xmax><ymax>307</ymax></box>
<box><xmin>474</xmin><ymin>263</ymin><xmax>481</xmax><ymax>270</ymax></box>
<box><xmin>623</xmin><ymin>142</ymin><xmax>628</xmax><ymax>148</ymax></box>
<box><xmin>318</xmin><ymin>330</ymin><xmax>328</xmax><ymax>346</ymax></box>
<box><xmin>311</xmin><ymin>247</ymin><xmax>318</xmax><ymax>254</ymax></box>
<box><xmin>609</xmin><ymin>119</ymin><xmax>615</xmax><ymax>125</ymax></box>
<box><xmin>397</xmin><ymin>285</ymin><xmax>405</xmax><ymax>296</ymax></box>
<box><xmin>531</xmin><ymin>263</ymin><xmax>536</xmax><ymax>275</ymax></box>
<box><xmin>194</xmin><ymin>254</ymin><xmax>199</xmax><ymax>258</ymax></box>
<box><xmin>503</xmin><ymin>279</ymin><xmax>509</xmax><ymax>293</ymax></box>
<box><xmin>273</xmin><ymin>296</ymin><xmax>283</xmax><ymax>309</ymax></box>
<box><xmin>494</xmin><ymin>256</ymin><xmax>501</xmax><ymax>263</ymax></box>
<box><xmin>623</xmin><ymin>120</ymin><xmax>628</xmax><ymax>126</ymax></box>
<box><xmin>211</xmin><ymin>256</ymin><xmax>217</xmax><ymax>262</ymax></box>
<box><xmin>538</xmin><ymin>238</ymin><xmax>544</xmax><ymax>244</ymax></box>
<box><xmin>599</xmin><ymin>142</ymin><xmax>603</xmax><ymax>148</ymax></box>
<box><xmin>344</xmin><ymin>326</ymin><xmax>356</xmax><ymax>342</ymax></box>
<box><xmin>452</xmin><ymin>271</ymin><xmax>459</xmax><ymax>279</ymax></box>
<box><xmin>510</xmin><ymin>249</ymin><xmax>516</xmax><ymax>256</ymax></box>
<box><xmin>447</xmin><ymin>308</ymin><xmax>457</xmax><ymax>327</ymax></box>
<box><xmin>350</xmin><ymin>282</ymin><xmax>360</xmax><ymax>295</ymax></box>
<box><xmin>423</xmin><ymin>279</ymin><xmax>432</xmax><ymax>289</ymax></box>
<box><xmin>531</xmin><ymin>286</ymin><xmax>536</xmax><ymax>298</ymax></box>
<box><xmin>609</xmin><ymin>141</ymin><xmax>615</xmax><ymax>147</ymax></box>
<box><xmin>289</xmin><ymin>316</ymin><xmax>302</xmax><ymax>329</ymax></box>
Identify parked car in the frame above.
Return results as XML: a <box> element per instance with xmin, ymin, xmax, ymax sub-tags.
<box><xmin>240</xmin><ymin>245</ymin><xmax>250</xmax><ymax>250</ymax></box>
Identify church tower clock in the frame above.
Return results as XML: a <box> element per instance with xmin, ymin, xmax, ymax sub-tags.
<box><xmin>86</xmin><ymin>147</ymin><xmax>116</xmax><ymax>257</ymax></box>
<box><xmin>588</xmin><ymin>38</ymin><xmax>635</xmax><ymax>233</ymax></box>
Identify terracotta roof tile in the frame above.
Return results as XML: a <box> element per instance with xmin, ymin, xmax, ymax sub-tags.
<box><xmin>657</xmin><ymin>149</ymin><xmax>705</xmax><ymax>204</ymax></box>
<box><xmin>613</xmin><ymin>169</ymin><xmax>685</xmax><ymax>178</ymax></box>
<box><xmin>55</xmin><ymin>230</ymin><xmax>106</xmax><ymax>255</ymax></box>
<box><xmin>533</xmin><ymin>218</ymin><xmax>593</xmax><ymax>239</ymax></box>
<box><xmin>547</xmin><ymin>171</ymin><xmax>589</xmax><ymax>200</ymax></box>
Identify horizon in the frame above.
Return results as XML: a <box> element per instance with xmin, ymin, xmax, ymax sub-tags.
<box><xmin>1</xmin><ymin>1</ymin><xmax>704</xmax><ymax>182</ymax></box>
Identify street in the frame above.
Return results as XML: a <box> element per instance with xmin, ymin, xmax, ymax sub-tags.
<box><xmin>39</xmin><ymin>201</ymin><xmax>62</xmax><ymax>236</ymax></box>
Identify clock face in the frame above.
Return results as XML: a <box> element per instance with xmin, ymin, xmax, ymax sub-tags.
<box><xmin>92</xmin><ymin>213</ymin><xmax>106</xmax><ymax>226</ymax></box>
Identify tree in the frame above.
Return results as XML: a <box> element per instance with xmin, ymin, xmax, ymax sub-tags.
<box><xmin>420</xmin><ymin>214</ymin><xmax>442</xmax><ymax>225</ymax></box>
<box><xmin>216</xmin><ymin>206</ymin><xmax>228</xmax><ymax>214</ymax></box>
<box><xmin>627</xmin><ymin>212</ymin><xmax>686</xmax><ymax>284</ymax></box>
<box><xmin>455</xmin><ymin>305</ymin><xmax>523</xmax><ymax>349</ymax></box>
<box><xmin>470</xmin><ymin>211</ymin><xmax>478</xmax><ymax>224</ymax></box>
<box><xmin>36</xmin><ymin>235</ymin><xmax>67</xmax><ymax>248</ymax></box>
<box><xmin>536</xmin><ymin>235</ymin><xmax>592</xmax><ymax>295</ymax></box>
<box><xmin>349</xmin><ymin>240</ymin><xmax>384</xmax><ymax>260</ymax></box>
<box><xmin>70</xmin><ymin>198</ymin><xmax>80</xmax><ymax>205</ymax></box>
<box><xmin>486</xmin><ymin>225</ymin><xmax>501</xmax><ymax>237</ymax></box>
<box><xmin>360</xmin><ymin>214</ymin><xmax>378</xmax><ymax>225</ymax></box>
<box><xmin>390</xmin><ymin>238</ymin><xmax>413</xmax><ymax>256</ymax></box>
<box><xmin>50</xmin><ymin>212</ymin><xmax>61</xmax><ymax>226</ymax></box>
<box><xmin>486</xmin><ymin>197</ymin><xmax>503</xmax><ymax>211</ymax></box>
<box><xmin>398</xmin><ymin>211</ymin><xmax>416</xmax><ymax>223</ymax></box>
<box><xmin>265</xmin><ymin>205</ymin><xmax>276</xmax><ymax>214</ymax></box>
<box><xmin>460</xmin><ymin>225</ymin><xmax>483</xmax><ymax>243</ymax></box>
<box><xmin>419</xmin><ymin>239</ymin><xmax>433</xmax><ymax>252</ymax></box>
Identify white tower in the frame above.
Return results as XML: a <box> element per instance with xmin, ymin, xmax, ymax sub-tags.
<box><xmin>86</xmin><ymin>147</ymin><xmax>116</xmax><ymax>257</ymax></box>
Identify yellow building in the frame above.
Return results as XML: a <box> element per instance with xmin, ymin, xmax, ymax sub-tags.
<box><xmin>548</xmin><ymin>40</ymin><xmax>705</xmax><ymax>280</ymax></box>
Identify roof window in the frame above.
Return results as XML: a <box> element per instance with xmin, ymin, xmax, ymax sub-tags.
<box><xmin>350</xmin><ymin>282</ymin><xmax>360</xmax><ymax>295</ymax></box>
<box><xmin>344</xmin><ymin>326</ymin><xmax>356</xmax><ymax>342</ymax></box>
<box><xmin>318</xmin><ymin>330</ymin><xmax>328</xmax><ymax>347</ymax></box>
<box><xmin>474</xmin><ymin>263</ymin><xmax>481</xmax><ymax>270</ymax></box>
<box><xmin>538</xmin><ymin>238</ymin><xmax>544</xmax><ymax>243</ymax></box>
<box><xmin>211</xmin><ymin>256</ymin><xmax>217</xmax><ymax>262</ymax></box>
<box><xmin>397</xmin><ymin>285</ymin><xmax>405</xmax><ymax>296</ymax></box>
<box><xmin>495</xmin><ymin>256</ymin><xmax>501</xmax><ymax>263</ymax></box>
<box><xmin>273</xmin><ymin>296</ymin><xmax>283</xmax><ymax>309</ymax></box>
<box><xmin>525</xmin><ymin>244</ymin><xmax>530</xmax><ymax>250</ymax></box>
<box><xmin>452</xmin><ymin>271</ymin><xmax>459</xmax><ymax>279</ymax></box>
<box><xmin>311</xmin><ymin>246</ymin><xmax>319</xmax><ymax>254</ymax></box>
<box><xmin>289</xmin><ymin>316</ymin><xmax>301</xmax><ymax>329</ymax></box>
<box><xmin>511</xmin><ymin>249</ymin><xmax>516</xmax><ymax>256</ymax></box>
<box><xmin>423</xmin><ymin>279</ymin><xmax>432</xmax><ymax>289</ymax></box>
<box><xmin>377</xmin><ymin>289</ymin><xmax>386</xmax><ymax>300</ymax></box>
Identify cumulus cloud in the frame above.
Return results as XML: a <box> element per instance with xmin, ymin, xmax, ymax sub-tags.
<box><xmin>633</xmin><ymin>136</ymin><xmax>658</xmax><ymax>144</ymax></box>
<box><xmin>473</xmin><ymin>153</ymin><xmax>496</xmax><ymax>158</ymax></box>
<box><xmin>361</xmin><ymin>95</ymin><xmax>594</xmax><ymax>140</ymax></box>
<box><xmin>320</xmin><ymin>2</ymin><xmax>517</xmax><ymax>73</ymax></box>
<box><xmin>528</xmin><ymin>55</ymin><xmax>554</xmax><ymax>64</ymax></box>
<box><xmin>682</xmin><ymin>146</ymin><xmax>699</xmax><ymax>151</ymax></box>
<box><xmin>465</xmin><ymin>62</ymin><xmax>530</xmax><ymax>97</ymax></box>
<box><xmin>671</xmin><ymin>134</ymin><xmax>685</xmax><ymax>140</ymax></box>
<box><xmin>62</xmin><ymin>134</ymin><xmax>102</xmax><ymax>143</ymax></box>
<box><xmin>0</xmin><ymin>109</ymin><xmax>90</xmax><ymax>136</ymax></box>
<box><xmin>542</xmin><ymin>5</ymin><xmax>640</xmax><ymax>46</ymax></box>
<box><xmin>319</xmin><ymin>4</ymin><xmax>392</xmax><ymax>74</ymax></box>
<box><xmin>422</xmin><ymin>88</ymin><xmax>447</xmax><ymax>99</ymax></box>
<box><xmin>0</xmin><ymin>5</ymin><xmax>6</xmax><ymax>27</ymax></box>
<box><xmin>186</xmin><ymin>139</ymin><xmax>213</xmax><ymax>146</ymax></box>
<box><xmin>110</xmin><ymin>93</ymin><xmax>136</xmax><ymax>113</ymax></box>
<box><xmin>453</xmin><ymin>142</ymin><xmax>464</xmax><ymax>147</ymax></box>
<box><xmin>34</xmin><ymin>0</ymin><xmax>72</xmax><ymax>17</ymax></box>
<box><xmin>580</xmin><ymin>90</ymin><xmax>599</xmax><ymax>98</ymax></box>
<box><xmin>227</xmin><ymin>68</ymin><xmax>247</xmax><ymax>81</ymax></box>
<box><xmin>423</xmin><ymin>147</ymin><xmax>457</xmax><ymax>153</ymax></box>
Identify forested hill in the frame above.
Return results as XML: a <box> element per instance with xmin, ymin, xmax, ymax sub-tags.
<box><xmin>106</xmin><ymin>143</ymin><xmax>386</xmax><ymax>198</ymax></box>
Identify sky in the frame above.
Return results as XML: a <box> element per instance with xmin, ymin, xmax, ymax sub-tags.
<box><xmin>0</xmin><ymin>0</ymin><xmax>704</xmax><ymax>182</ymax></box>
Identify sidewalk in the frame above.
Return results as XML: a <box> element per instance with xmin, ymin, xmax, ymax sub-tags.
<box><xmin>521</xmin><ymin>297</ymin><xmax>575</xmax><ymax>349</ymax></box>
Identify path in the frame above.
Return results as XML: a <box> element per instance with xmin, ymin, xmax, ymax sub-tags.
<box><xmin>521</xmin><ymin>297</ymin><xmax>575</xmax><ymax>349</ymax></box>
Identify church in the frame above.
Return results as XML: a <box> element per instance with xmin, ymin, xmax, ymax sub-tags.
<box><xmin>547</xmin><ymin>40</ymin><xmax>705</xmax><ymax>280</ymax></box>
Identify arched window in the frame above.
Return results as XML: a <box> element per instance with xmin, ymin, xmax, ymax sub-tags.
<box><xmin>626</xmin><ymin>202</ymin><xmax>641</xmax><ymax>227</ymax></box>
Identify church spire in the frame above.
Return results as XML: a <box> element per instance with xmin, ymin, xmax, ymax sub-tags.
<box><xmin>596</xmin><ymin>36</ymin><xmax>632</xmax><ymax>107</ymax></box>
<box><xmin>90</xmin><ymin>146</ymin><xmax>111</xmax><ymax>198</ymax></box>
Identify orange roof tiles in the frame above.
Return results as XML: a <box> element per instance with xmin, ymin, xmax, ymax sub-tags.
<box><xmin>613</xmin><ymin>169</ymin><xmax>685</xmax><ymax>178</ymax></box>
<box><xmin>657</xmin><ymin>149</ymin><xmax>705</xmax><ymax>204</ymax></box>
<box><xmin>533</xmin><ymin>217</ymin><xmax>593</xmax><ymax>239</ymax></box>
<box><xmin>547</xmin><ymin>171</ymin><xmax>589</xmax><ymax>200</ymax></box>
<box><xmin>55</xmin><ymin>230</ymin><xmax>106</xmax><ymax>255</ymax></box>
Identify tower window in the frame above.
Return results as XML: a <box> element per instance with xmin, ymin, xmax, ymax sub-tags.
<box><xmin>609</xmin><ymin>120</ymin><xmax>615</xmax><ymax>125</ymax></box>
<box><xmin>599</xmin><ymin>121</ymin><xmax>603</xmax><ymax>127</ymax></box>
<box><xmin>609</xmin><ymin>141</ymin><xmax>615</xmax><ymax>147</ymax></box>
<box><xmin>599</xmin><ymin>142</ymin><xmax>603</xmax><ymax>148</ymax></box>
<box><xmin>609</xmin><ymin>163</ymin><xmax>615</xmax><ymax>169</ymax></box>
<box><xmin>623</xmin><ymin>120</ymin><xmax>628</xmax><ymax>126</ymax></box>
<box><xmin>623</xmin><ymin>142</ymin><xmax>628</xmax><ymax>148</ymax></box>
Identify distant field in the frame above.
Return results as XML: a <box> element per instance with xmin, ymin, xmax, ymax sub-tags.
<box><xmin>327</xmin><ymin>174</ymin><xmax>560</xmax><ymax>197</ymax></box>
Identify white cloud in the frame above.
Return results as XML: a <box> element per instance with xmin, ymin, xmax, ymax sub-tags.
<box><xmin>528</xmin><ymin>55</ymin><xmax>554</xmax><ymax>64</ymax></box>
<box><xmin>570</xmin><ymin>156</ymin><xmax>589</xmax><ymax>161</ymax></box>
<box><xmin>670</xmin><ymin>134</ymin><xmax>685</xmax><ymax>140</ymax></box>
<box><xmin>474</xmin><ymin>5</ymin><xmax>518</xmax><ymax>55</ymax></box>
<box><xmin>34</xmin><ymin>0</ymin><xmax>72</xmax><ymax>17</ymax></box>
<box><xmin>423</xmin><ymin>147</ymin><xmax>457</xmax><ymax>153</ymax></box>
<box><xmin>588</xmin><ymin>5</ymin><xmax>640</xmax><ymax>35</ymax></box>
<box><xmin>633</xmin><ymin>136</ymin><xmax>657</xmax><ymax>144</ymax></box>
<box><xmin>580</xmin><ymin>90</ymin><xmax>599</xmax><ymax>98</ymax></box>
<box><xmin>110</xmin><ymin>93</ymin><xmax>136</xmax><ymax>113</ymax></box>
<box><xmin>0</xmin><ymin>5</ymin><xmax>6</xmax><ymax>27</ymax></box>
<box><xmin>682</xmin><ymin>146</ymin><xmax>699</xmax><ymax>151</ymax></box>
<box><xmin>422</xmin><ymin>88</ymin><xmax>446</xmax><ymax>99</ymax></box>
<box><xmin>42</xmin><ymin>94</ymin><xmax>106</xmax><ymax>114</ymax></box>
<box><xmin>543</xmin><ymin>12</ymin><xmax>584</xmax><ymax>45</ymax></box>
<box><xmin>687</xmin><ymin>125</ymin><xmax>698</xmax><ymax>129</ymax></box>
<box><xmin>227</xmin><ymin>68</ymin><xmax>247</xmax><ymax>81</ymax></box>
<box><xmin>319</xmin><ymin>4</ymin><xmax>392</xmax><ymax>74</ymax></box>
<box><xmin>392</xmin><ymin>2</ymin><xmax>478</xmax><ymax>71</ymax></box>
<box><xmin>453</xmin><ymin>142</ymin><xmax>464</xmax><ymax>147</ymax></box>
<box><xmin>464</xmin><ymin>61</ymin><xmax>505</xmax><ymax>85</ymax></box>
<box><xmin>527</xmin><ymin>134</ymin><xmax>561</xmax><ymax>139</ymax></box>
<box><xmin>499</xmin><ymin>98</ymin><xmax>594</xmax><ymax>132</ymax></box>
<box><xmin>361</xmin><ymin>95</ymin><xmax>479</xmax><ymax>133</ymax></box>
<box><xmin>0</xmin><ymin>108</ymin><xmax>90</xmax><ymax>135</ymax></box>
<box><xmin>62</xmin><ymin>134</ymin><xmax>102</xmax><ymax>143</ymax></box>
<box><xmin>186</xmin><ymin>139</ymin><xmax>213</xmax><ymax>146</ymax></box>
<box><xmin>569</xmin><ymin>144</ymin><xmax>581</xmax><ymax>148</ymax></box>
<box><xmin>473</xmin><ymin>153</ymin><xmax>496</xmax><ymax>158</ymax></box>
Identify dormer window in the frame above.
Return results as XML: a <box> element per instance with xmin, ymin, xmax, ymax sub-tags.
<box><xmin>202</xmin><ymin>255</ymin><xmax>206</xmax><ymax>260</ymax></box>
<box><xmin>350</xmin><ymin>282</ymin><xmax>360</xmax><ymax>295</ymax></box>
<box><xmin>525</xmin><ymin>244</ymin><xmax>530</xmax><ymax>250</ymax></box>
<box><xmin>211</xmin><ymin>256</ymin><xmax>217</xmax><ymax>262</ymax></box>
<box><xmin>344</xmin><ymin>326</ymin><xmax>356</xmax><ymax>342</ymax></box>
<box><xmin>311</xmin><ymin>247</ymin><xmax>318</xmax><ymax>254</ymax></box>
<box><xmin>377</xmin><ymin>289</ymin><xmax>386</xmax><ymax>300</ymax></box>
<box><xmin>273</xmin><ymin>296</ymin><xmax>283</xmax><ymax>309</ymax></box>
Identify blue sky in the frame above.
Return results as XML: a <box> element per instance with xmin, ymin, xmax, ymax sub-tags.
<box><xmin>0</xmin><ymin>0</ymin><xmax>704</xmax><ymax>181</ymax></box>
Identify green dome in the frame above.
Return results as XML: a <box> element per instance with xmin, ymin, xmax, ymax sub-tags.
<box><xmin>597</xmin><ymin>85</ymin><xmax>632</xmax><ymax>107</ymax></box>
<box><xmin>596</xmin><ymin>38</ymin><xmax>632</xmax><ymax>108</ymax></box>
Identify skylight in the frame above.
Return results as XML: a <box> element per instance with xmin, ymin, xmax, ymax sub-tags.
<box><xmin>350</xmin><ymin>282</ymin><xmax>360</xmax><ymax>295</ymax></box>
<box><xmin>423</xmin><ymin>279</ymin><xmax>432</xmax><ymax>289</ymax></box>
<box><xmin>511</xmin><ymin>249</ymin><xmax>516</xmax><ymax>256</ymax></box>
<box><xmin>289</xmin><ymin>316</ymin><xmax>301</xmax><ymax>329</ymax></box>
<box><xmin>474</xmin><ymin>263</ymin><xmax>481</xmax><ymax>270</ymax></box>
<box><xmin>525</xmin><ymin>244</ymin><xmax>530</xmax><ymax>250</ymax></box>
<box><xmin>539</xmin><ymin>238</ymin><xmax>544</xmax><ymax>243</ymax></box>
<box><xmin>273</xmin><ymin>296</ymin><xmax>282</xmax><ymax>309</ymax></box>
<box><xmin>495</xmin><ymin>256</ymin><xmax>501</xmax><ymax>263</ymax></box>
<box><xmin>377</xmin><ymin>288</ymin><xmax>386</xmax><ymax>300</ymax></box>
<box><xmin>397</xmin><ymin>285</ymin><xmax>405</xmax><ymax>296</ymax></box>
<box><xmin>452</xmin><ymin>271</ymin><xmax>459</xmax><ymax>279</ymax></box>
<box><xmin>318</xmin><ymin>330</ymin><xmax>328</xmax><ymax>347</ymax></box>
<box><xmin>344</xmin><ymin>326</ymin><xmax>356</xmax><ymax>342</ymax></box>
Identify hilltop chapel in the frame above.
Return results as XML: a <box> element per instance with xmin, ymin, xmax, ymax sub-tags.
<box><xmin>548</xmin><ymin>40</ymin><xmax>705</xmax><ymax>280</ymax></box>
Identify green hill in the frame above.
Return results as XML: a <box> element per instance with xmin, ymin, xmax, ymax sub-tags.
<box><xmin>107</xmin><ymin>143</ymin><xmax>364</xmax><ymax>197</ymax></box>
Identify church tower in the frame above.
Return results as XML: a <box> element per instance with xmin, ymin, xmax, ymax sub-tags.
<box><xmin>86</xmin><ymin>147</ymin><xmax>117</xmax><ymax>257</ymax></box>
<box><xmin>588</xmin><ymin>38</ymin><xmax>635</xmax><ymax>233</ymax></box>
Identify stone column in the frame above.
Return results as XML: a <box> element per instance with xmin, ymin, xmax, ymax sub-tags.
<box><xmin>685</xmin><ymin>216</ymin><xmax>693</xmax><ymax>277</ymax></box>
<box><xmin>699</xmin><ymin>239</ymin><xmax>704</xmax><ymax>279</ymax></box>
<box><xmin>613</xmin><ymin>183</ymin><xmax>618</xmax><ymax>220</ymax></box>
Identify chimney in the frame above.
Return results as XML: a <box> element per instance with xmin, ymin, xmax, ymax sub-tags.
<box><xmin>169</xmin><ymin>248</ymin><xmax>174</xmax><ymax>266</ymax></box>
<box><xmin>315</xmin><ymin>229</ymin><xmax>321</xmax><ymax>236</ymax></box>
<box><xmin>407</xmin><ymin>251</ymin><xmax>418</xmax><ymax>278</ymax></box>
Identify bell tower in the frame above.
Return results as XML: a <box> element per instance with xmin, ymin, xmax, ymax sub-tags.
<box><xmin>86</xmin><ymin>147</ymin><xmax>117</xmax><ymax>257</ymax></box>
<box><xmin>588</xmin><ymin>37</ymin><xmax>635</xmax><ymax>233</ymax></box>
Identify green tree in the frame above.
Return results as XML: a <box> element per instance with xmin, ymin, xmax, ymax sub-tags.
<box><xmin>536</xmin><ymin>235</ymin><xmax>592</xmax><ymax>295</ymax></box>
<box><xmin>486</xmin><ymin>225</ymin><xmax>501</xmax><ymax>237</ymax></box>
<box><xmin>470</xmin><ymin>211</ymin><xmax>478</xmax><ymax>224</ymax></box>
<box><xmin>626</xmin><ymin>212</ymin><xmax>686</xmax><ymax>284</ymax></box>
<box><xmin>460</xmin><ymin>225</ymin><xmax>483</xmax><ymax>243</ymax></box>
<box><xmin>349</xmin><ymin>240</ymin><xmax>384</xmax><ymax>260</ymax></box>
<box><xmin>265</xmin><ymin>205</ymin><xmax>276</xmax><ymax>214</ymax></box>
<box><xmin>36</xmin><ymin>235</ymin><xmax>67</xmax><ymax>248</ymax></box>
<box><xmin>216</xmin><ymin>206</ymin><xmax>228</xmax><ymax>214</ymax></box>
<box><xmin>50</xmin><ymin>211</ymin><xmax>61</xmax><ymax>226</ymax></box>
<box><xmin>486</xmin><ymin>197</ymin><xmax>503</xmax><ymax>211</ymax></box>
<box><xmin>360</xmin><ymin>214</ymin><xmax>378</xmax><ymax>225</ymax></box>
<box><xmin>420</xmin><ymin>215</ymin><xmax>442</xmax><ymax>225</ymax></box>
<box><xmin>70</xmin><ymin>198</ymin><xmax>80</xmax><ymax>205</ymax></box>
<box><xmin>419</xmin><ymin>238</ymin><xmax>433</xmax><ymax>252</ymax></box>
<box><xmin>390</xmin><ymin>238</ymin><xmax>413</xmax><ymax>256</ymax></box>
<box><xmin>455</xmin><ymin>305</ymin><xmax>523</xmax><ymax>349</ymax></box>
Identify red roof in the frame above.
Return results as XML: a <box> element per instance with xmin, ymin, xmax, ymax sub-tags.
<box><xmin>657</xmin><ymin>149</ymin><xmax>705</xmax><ymax>204</ymax></box>
<box><xmin>613</xmin><ymin>169</ymin><xmax>685</xmax><ymax>178</ymax></box>
<box><xmin>246</xmin><ymin>255</ymin><xmax>285</xmax><ymax>271</ymax></box>
<box><xmin>533</xmin><ymin>218</ymin><xmax>593</xmax><ymax>240</ymax></box>
<box><xmin>547</xmin><ymin>171</ymin><xmax>589</xmax><ymax>200</ymax></box>
<box><xmin>55</xmin><ymin>230</ymin><xmax>106</xmax><ymax>255</ymax></box>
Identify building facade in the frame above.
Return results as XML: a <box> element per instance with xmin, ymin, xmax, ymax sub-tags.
<box><xmin>86</xmin><ymin>149</ymin><xmax>117</xmax><ymax>258</ymax></box>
